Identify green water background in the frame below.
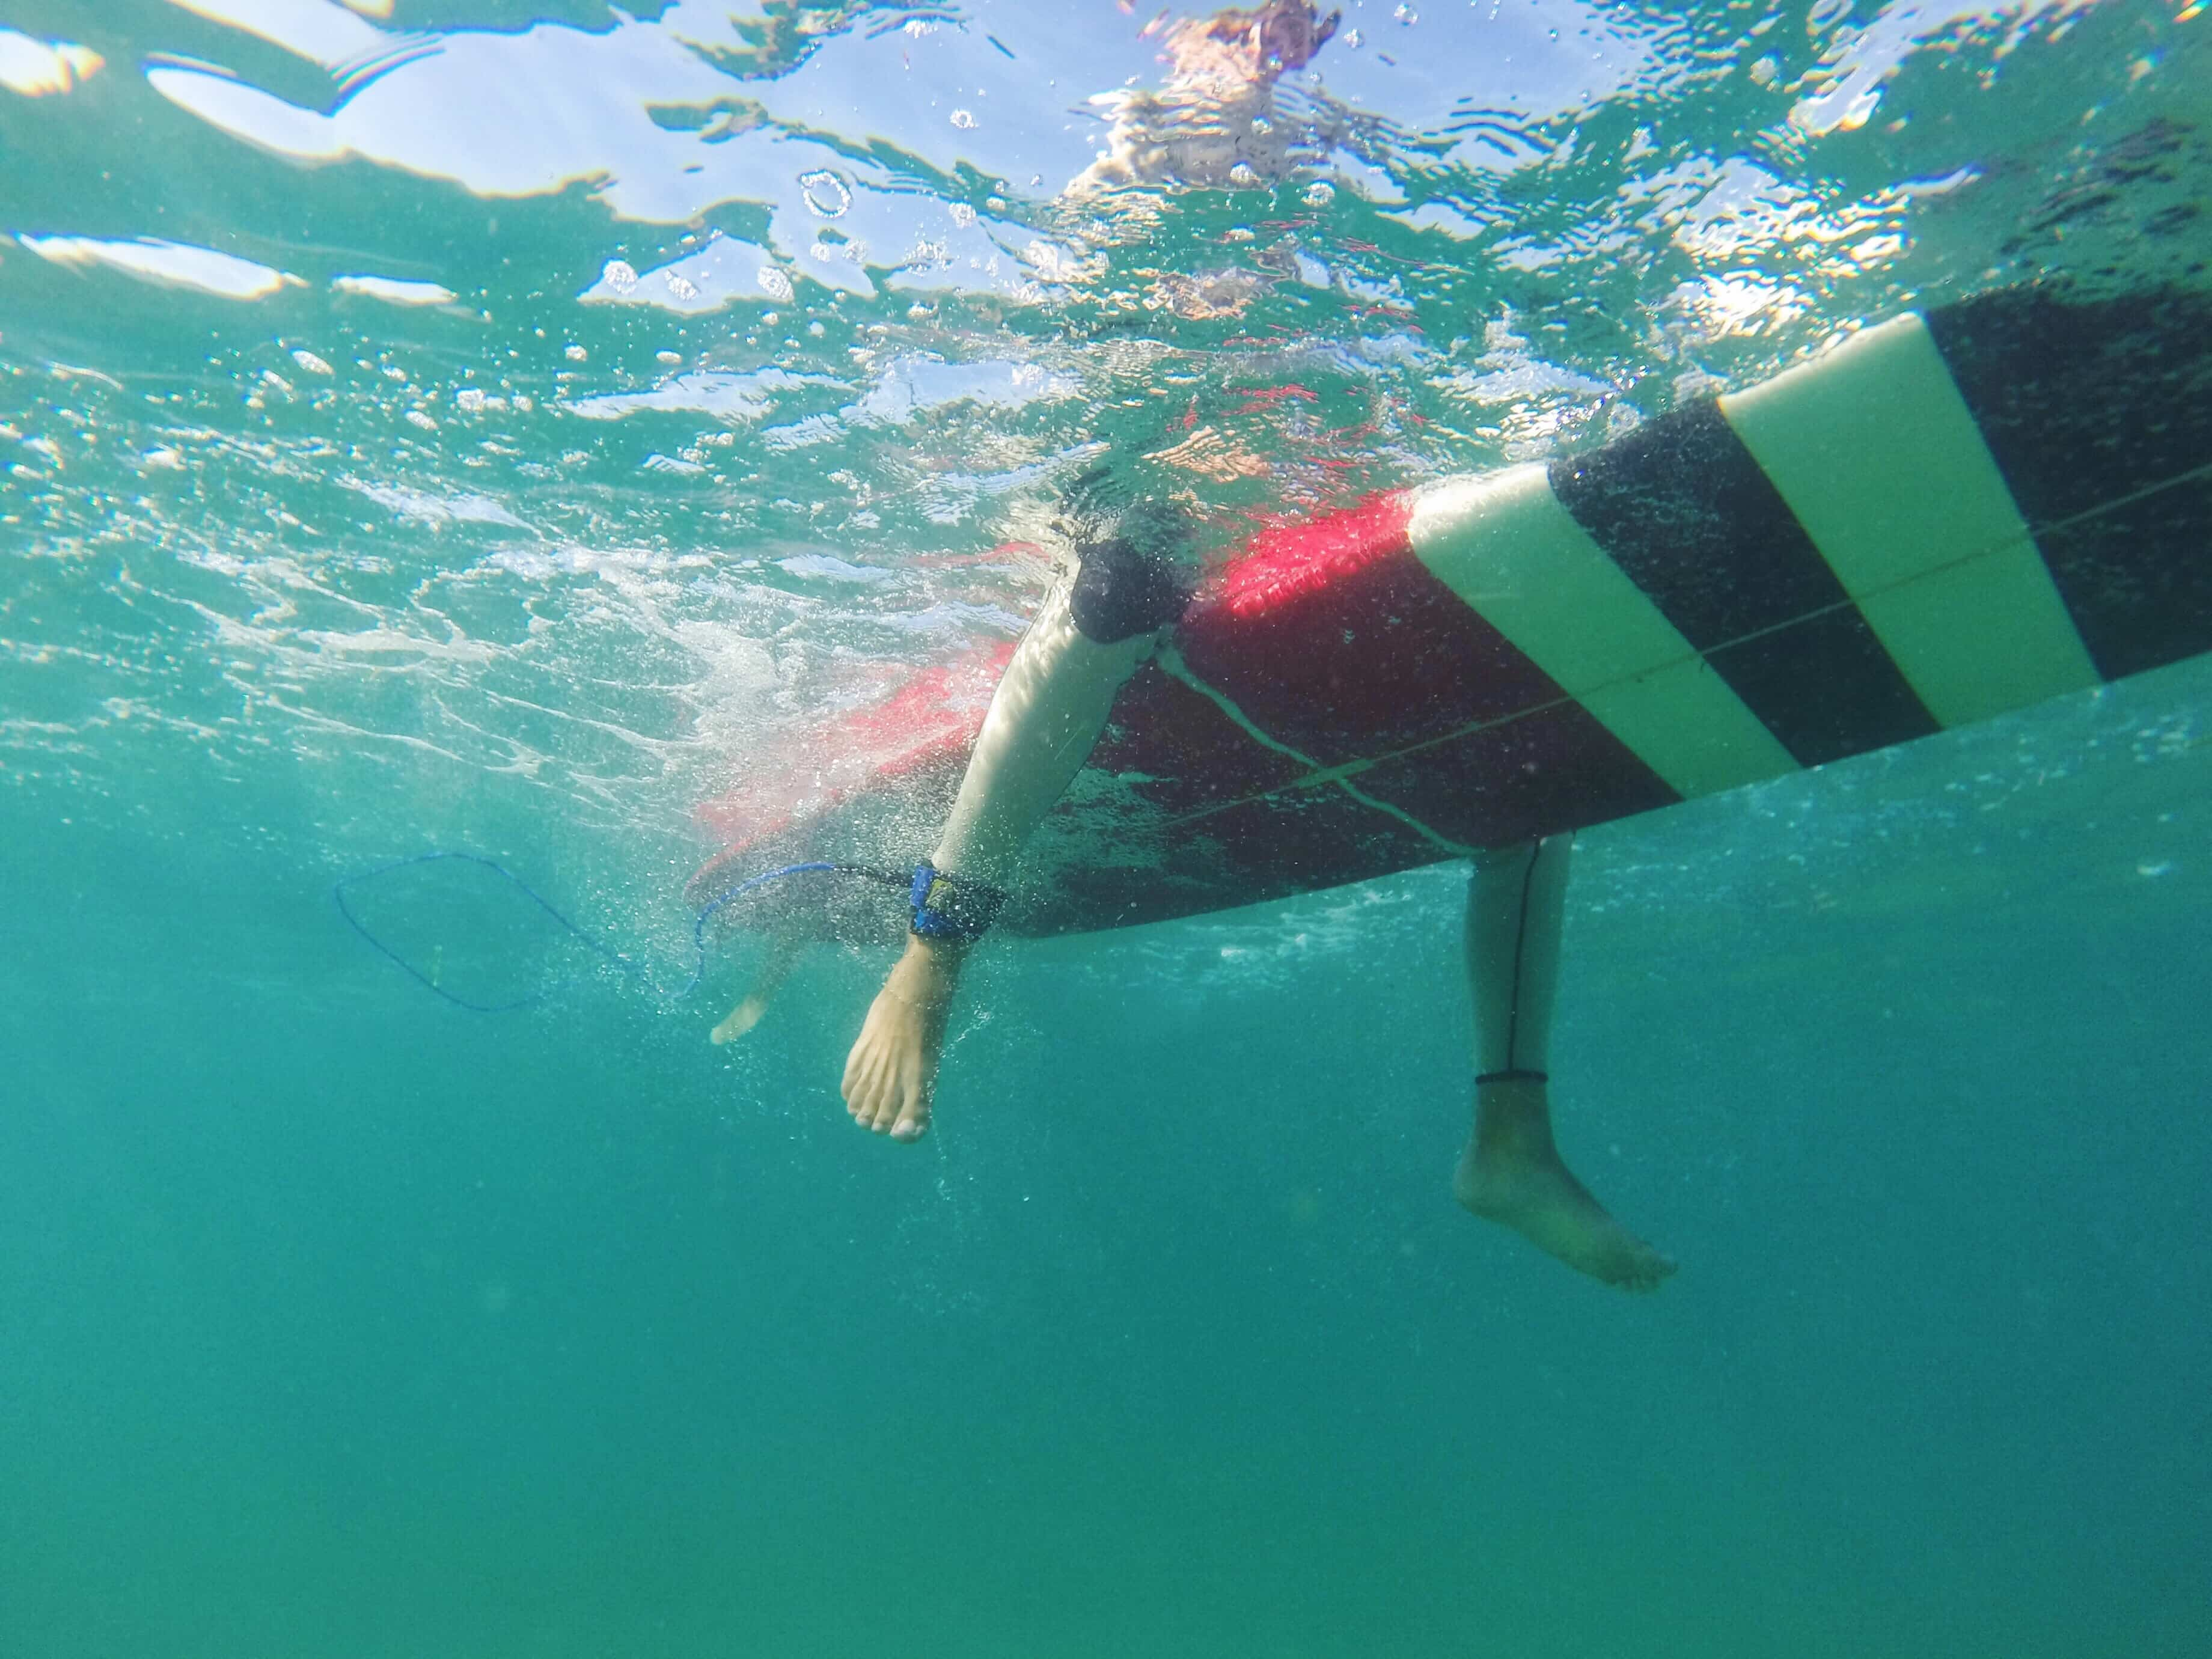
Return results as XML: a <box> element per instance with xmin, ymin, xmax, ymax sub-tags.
<box><xmin>5</xmin><ymin>1</ymin><xmax>2211</xmax><ymax>1653</ymax></box>
<box><xmin>7</xmin><ymin>654</ymin><xmax>2209</xmax><ymax>1658</ymax></box>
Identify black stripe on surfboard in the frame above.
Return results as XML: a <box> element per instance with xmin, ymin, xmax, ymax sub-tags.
<box><xmin>1548</xmin><ymin>401</ymin><xmax>1939</xmax><ymax>767</ymax></box>
<box><xmin>1924</xmin><ymin>286</ymin><xmax>2212</xmax><ymax>685</ymax></box>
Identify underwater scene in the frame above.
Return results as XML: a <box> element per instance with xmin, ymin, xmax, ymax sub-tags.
<box><xmin>4</xmin><ymin>1</ymin><xmax>2209</xmax><ymax>1654</ymax></box>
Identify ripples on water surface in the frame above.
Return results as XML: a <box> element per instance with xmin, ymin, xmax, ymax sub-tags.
<box><xmin>7</xmin><ymin>0</ymin><xmax>2204</xmax><ymax>847</ymax></box>
<box><xmin>2</xmin><ymin>4</ymin><xmax>2209</xmax><ymax>1657</ymax></box>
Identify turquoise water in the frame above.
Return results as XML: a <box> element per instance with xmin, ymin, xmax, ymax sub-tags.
<box><xmin>5</xmin><ymin>2</ymin><xmax>2210</xmax><ymax>1654</ymax></box>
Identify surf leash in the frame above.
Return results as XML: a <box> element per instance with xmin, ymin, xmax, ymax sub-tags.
<box><xmin>333</xmin><ymin>851</ymin><xmax>909</xmax><ymax>1013</ymax></box>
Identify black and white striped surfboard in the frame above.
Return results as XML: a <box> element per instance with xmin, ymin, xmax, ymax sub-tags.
<box><xmin>692</xmin><ymin>286</ymin><xmax>2212</xmax><ymax>939</ymax></box>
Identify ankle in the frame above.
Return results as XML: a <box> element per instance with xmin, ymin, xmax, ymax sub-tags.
<box><xmin>1475</xmin><ymin>1067</ymin><xmax>1548</xmax><ymax>1092</ymax></box>
<box><xmin>1474</xmin><ymin>1071</ymin><xmax>1550</xmax><ymax>1112</ymax></box>
<box><xmin>892</xmin><ymin>930</ymin><xmax>968</xmax><ymax>988</ymax></box>
<box><xmin>1473</xmin><ymin>1072</ymin><xmax>1554</xmax><ymax>1154</ymax></box>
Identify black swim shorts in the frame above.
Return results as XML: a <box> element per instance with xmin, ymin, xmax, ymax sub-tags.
<box><xmin>1061</xmin><ymin>477</ymin><xmax>1196</xmax><ymax>644</ymax></box>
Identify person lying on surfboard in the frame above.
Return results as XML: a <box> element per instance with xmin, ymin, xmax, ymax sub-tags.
<box><xmin>836</xmin><ymin>484</ymin><xmax>1677</xmax><ymax>1294</ymax></box>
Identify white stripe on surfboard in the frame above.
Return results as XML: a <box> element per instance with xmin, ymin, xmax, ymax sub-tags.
<box><xmin>1717</xmin><ymin>311</ymin><xmax>2098</xmax><ymax>728</ymax></box>
<box><xmin>1404</xmin><ymin>464</ymin><xmax>1800</xmax><ymax>800</ymax></box>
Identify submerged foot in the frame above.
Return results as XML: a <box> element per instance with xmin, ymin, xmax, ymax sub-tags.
<box><xmin>839</xmin><ymin>934</ymin><xmax>965</xmax><ymax>1142</ymax></box>
<box><xmin>1453</xmin><ymin>1077</ymin><xmax>1676</xmax><ymax>1292</ymax></box>
<box><xmin>711</xmin><ymin>937</ymin><xmax>803</xmax><ymax>1046</ymax></box>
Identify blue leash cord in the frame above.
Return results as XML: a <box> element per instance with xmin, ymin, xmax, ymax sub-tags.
<box><xmin>333</xmin><ymin>851</ymin><xmax>908</xmax><ymax>1013</ymax></box>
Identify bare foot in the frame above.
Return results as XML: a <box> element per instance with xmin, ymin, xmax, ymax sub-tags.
<box><xmin>839</xmin><ymin>933</ymin><xmax>967</xmax><ymax>1141</ymax></box>
<box><xmin>710</xmin><ymin>937</ymin><xmax>802</xmax><ymax>1046</ymax></box>
<box><xmin>1452</xmin><ymin>1076</ymin><xmax>1676</xmax><ymax>1291</ymax></box>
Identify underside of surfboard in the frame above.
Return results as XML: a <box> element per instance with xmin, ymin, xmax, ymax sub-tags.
<box><xmin>690</xmin><ymin>286</ymin><xmax>2212</xmax><ymax>943</ymax></box>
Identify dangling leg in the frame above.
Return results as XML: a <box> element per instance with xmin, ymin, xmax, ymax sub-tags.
<box><xmin>841</xmin><ymin>574</ymin><xmax>1154</xmax><ymax>1141</ymax></box>
<box><xmin>1453</xmin><ymin>836</ymin><xmax>1676</xmax><ymax>1291</ymax></box>
<box><xmin>710</xmin><ymin>935</ymin><xmax>805</xmax><ymax>1045</ymax></box>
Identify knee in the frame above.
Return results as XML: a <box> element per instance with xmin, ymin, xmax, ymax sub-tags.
<box><xmin>1069</xmin><ymin>529</ymin><xmax>1191</xmax><ymax>644</ymax></box>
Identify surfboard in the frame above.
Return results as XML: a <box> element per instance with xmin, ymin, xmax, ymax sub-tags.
<box><xmin>688</xmin><ymin>286</ymin><xmax>2212</xmax><ymax>942</ymax></box>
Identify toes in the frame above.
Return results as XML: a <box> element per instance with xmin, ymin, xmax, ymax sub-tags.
<box><xmin>843</xmin><ymin>1057</ymin><xmax>888</xmax><ymax>1130</ymax></box>
<box><xmin>866</xmin><ymin>1078</ymin><xmax>900</xmax><ymax>1133</ymax></box>
<box><xmin>837</xmin><ymin>1023</ymin><xmax>933</xmax><ymax>1141</ymax></box>
<box><xmin>861</xmin><ymin>1084</ymin><xmax>894</xmax><ymax>1132</ymax></box>
<box><xmin>863</xmin><ymin>1069</ymin><xmax>897</xmax><ymax>1132</ymax></box>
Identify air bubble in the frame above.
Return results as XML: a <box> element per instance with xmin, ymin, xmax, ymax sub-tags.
<box><xmin>564</xmin><ymin>344</ymin><xmax>587</xmax><ymax>362</ymax></box>
<box><xmin>1303</xmin><ymin>181</ymin><xmax>1335</xmax><ymax>207</ymax></box>
<box><xmin>799</xmin><ymin>169</ymin><xmax>852</xmax><ymax>218</ymax></box>
<box><xmin>656</xmin><ymin>349</ymin><xmax>683</xmax><ymax>365</ymax></box>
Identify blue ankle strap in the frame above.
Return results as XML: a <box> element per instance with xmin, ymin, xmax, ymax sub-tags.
<box><xmin>909</xmin><ymin>862</ymin><xmax>1008</xmax><ymax>943</ymax></box>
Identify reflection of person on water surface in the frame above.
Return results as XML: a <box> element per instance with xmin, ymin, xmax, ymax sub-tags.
<box><xmin>1069</xmin><ymin>0</ymin><xmax>1340</xmax><ymax>196</ymax></box>
<box><xmin>837</xmin><ymin>0</ymin><xmax>1673</xmax><ymax>1292</ymax></box>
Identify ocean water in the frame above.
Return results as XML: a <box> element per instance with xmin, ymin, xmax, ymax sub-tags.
<box><xmin>4</xmin><ymin>2</ymin><xmax>2210</xmax><ymax>1656</ymax></box>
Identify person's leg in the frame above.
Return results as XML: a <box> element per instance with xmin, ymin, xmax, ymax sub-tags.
<box><xmin>842</xmin><ymin>574</ymin><xmax>1155</xmax><ymax>1140</ymax></box>
<box><xmin>710</xmin><ymin>934</ymin><xmax>803</xmax><ymax>1045</ymax></box>
<box><xmin>1453</xmin><ymin>836</ymin><xmax>1676</xmax><ymax>1290</ymax></box>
